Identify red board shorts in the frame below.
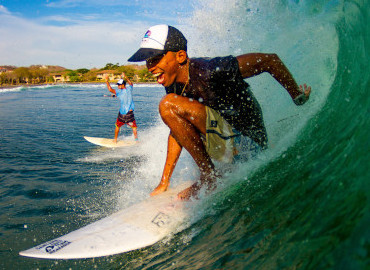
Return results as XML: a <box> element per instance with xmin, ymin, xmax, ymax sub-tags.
<box><xmin>116</xmin><ymin>110</ymin><xmax>137</xmax><ymax>128</ymax></box>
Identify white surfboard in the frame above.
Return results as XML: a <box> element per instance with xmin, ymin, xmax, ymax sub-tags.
<box><xmin>19</xmin><ymin>182</ymin><xmax>193</xmax><ymax>259</ymax></box>
<box><xmin>84</xmin><ymin>136</ymin><xmax>137</xmax><ymax>148</ymax></box>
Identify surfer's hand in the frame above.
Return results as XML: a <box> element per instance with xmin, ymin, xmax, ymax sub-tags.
<box><xmin>300</xmin><ymin>84</ymin><xmax>311</xmax><ymax>98</ymax></box>
<box><xmin>294</xmin><ymin>84</ymin><xmax>311</xmax><ymax>105</ymax></box>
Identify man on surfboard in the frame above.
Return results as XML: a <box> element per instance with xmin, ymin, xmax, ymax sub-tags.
<box><xmin>104</xmin><ymin>72</ymin><xmax>138</xmax><ymax>143</ymax></box>
<box><xmin>128</xmin><ymin>24</ymin><xmax>311</xmax><ymax>200</ymax></box>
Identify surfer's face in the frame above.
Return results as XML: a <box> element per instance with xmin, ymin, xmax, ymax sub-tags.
<box><xmin>146</xmin><ymin>51</ymin><xmax>184</xmax><ymax>87</ymax></box>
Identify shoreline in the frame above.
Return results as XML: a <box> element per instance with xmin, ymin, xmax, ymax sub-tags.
<box><xmin>0</xmin><ymin>81</ymin><xmax>157</xmax><ymax>90</ymax></box>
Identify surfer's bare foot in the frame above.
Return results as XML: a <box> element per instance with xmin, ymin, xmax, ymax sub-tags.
<box><xmin>177</xmin><ymin>172</ymin><xmax>218</xmax><ymax>201</ymax></box>
<box><xmin>150</xmin><ymin>183</ymin><xmax>169</xmax><ymax>196</ymax></box>
<box><xmin>177</xmin><ymin>183</ymin><xmax>201</xmax><ymax>201</ymax></box>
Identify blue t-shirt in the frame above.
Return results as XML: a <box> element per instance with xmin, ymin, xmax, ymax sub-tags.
<box><xmin>117</xmin><ymin>84</ymin><xmax>135</xmax><ymax>115</ymax></box>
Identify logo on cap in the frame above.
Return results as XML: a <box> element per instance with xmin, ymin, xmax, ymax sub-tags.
<box><xmin>144</xmin><ymin>30</ymin><xmax>151</xmax><ymax>38</ymax></box>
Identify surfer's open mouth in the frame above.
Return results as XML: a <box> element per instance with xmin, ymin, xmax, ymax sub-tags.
<box><xmin>152</xmin><ymin>72</ymin><xmax>162</xmax><ymax>77</ymax></box>
<box><xmin>153</xmin><ymin>72</ymin><xmax>165</xmax><ymax>84</ymax></box>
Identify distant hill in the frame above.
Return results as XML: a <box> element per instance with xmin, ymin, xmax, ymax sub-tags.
<box><xmin>126</xmin><ymin>64</ymin><xmax>147</xmax><ymax>70</ymax></box>
<box><xmin>29</xmin><ymin>65</ymin><xmax>67</xmax><ymax>72</ymax></box>
<box><xmin>0</xmin><ymin>65</ymin><xmax>67</xmax><ymax>72</ymax></box>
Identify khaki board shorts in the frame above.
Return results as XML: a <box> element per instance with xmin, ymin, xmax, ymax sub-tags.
<box><xmin>205</xmin><ymin>106</ymin><xmax>261</xmax><ymax>163</ymax></box>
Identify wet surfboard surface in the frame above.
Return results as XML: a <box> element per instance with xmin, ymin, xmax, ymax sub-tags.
<box><xmin>19</xmin><ymin>182</ymin><xmax>193</xmax><ymax>259</ymax></box>
<box><xmin>84</xmin><ymin>136</ymin><xmax>137</xmax><ymax>148</ymax></box>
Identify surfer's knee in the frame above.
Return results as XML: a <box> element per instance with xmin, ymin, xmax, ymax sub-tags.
<box><xmin>159</xmin><ymin>93</ymin><xmax>179</xmax><ymax>118</ymax></box>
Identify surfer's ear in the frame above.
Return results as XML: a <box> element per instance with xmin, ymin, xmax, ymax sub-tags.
<box><xmin>176</xmin><ymin>50</ymin><xmax>188</xmax><ymax>65</ymax></box>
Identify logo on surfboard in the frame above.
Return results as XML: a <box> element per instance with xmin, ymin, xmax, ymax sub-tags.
<box><xmin>35</xmin><ymin>239</ymin><xmax>71</xmax><ymax>254</ymax></box>
<box><xmin>152</xmin><ymin>212</ymin><xmax>171</xmax><ymax>227</ymax></box>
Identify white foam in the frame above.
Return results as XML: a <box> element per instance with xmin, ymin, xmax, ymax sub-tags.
<box><xmin>182</xmin><ymin>0</ymin><xmax>338</xmax><ymax>153</ymax></box>
<box><xmin>0</xmin><ymin>86</ymin><xmax>23</xmax><ymax>93</ymax></box>
<box><xmin>82</xmin><ymin>0</ymin><xmax>341</xmax><ymax>214</ymax></box>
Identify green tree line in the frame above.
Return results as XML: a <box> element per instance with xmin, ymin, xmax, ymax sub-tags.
<box><xmin>0</xmin><ymin>63</ymin><xmax>155</xmax><ymax>86</ymax></box>
<box><xmin>0</xmin><ymin>66</ymin><xmax>52</xmax><ymax>85</ymax></box>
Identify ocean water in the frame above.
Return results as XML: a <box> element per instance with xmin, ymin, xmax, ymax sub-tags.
<box><xmin>1</xmin><ymin>0</ymin><xmax>369</xmax><ymax>269</ymax></box>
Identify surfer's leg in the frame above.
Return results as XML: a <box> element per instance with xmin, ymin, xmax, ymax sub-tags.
<box><xmin>132</xmin><ymin>127</ymin><xmax>138</xmax><ymax>140</ymax></box>
<box><xmin>115</xmin><ymin>115</ymin><xmax>124</xmax><ymax>143</ymax></box>
<box><xmin>128</xmin><ymin>120</ymin><xmax>138</xmax><ymax>140</ymax></box>
<box><xmin>114</xmin><ymin>126</ymin><xmax>120</xmax><ymax>143</ymax></box>
<box><xmin>151</xmin><ymin>134</ymin><xmax>182</xmax><ymax>196</ymax></box>
<box><xmin>159</xmin><ymin>93</ymin><xmax>217</xmax><ymax>199</ymax></box>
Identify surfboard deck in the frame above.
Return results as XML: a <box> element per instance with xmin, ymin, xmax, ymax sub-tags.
<box><xmin>19</xmin><ymin>182</ymin><xmax>193</xmax><ymax>259</ymax></box>
<box><xmin>84</xmin><ymin>136</ymin><xmax>137</xmax><ymax>148</ymax></box>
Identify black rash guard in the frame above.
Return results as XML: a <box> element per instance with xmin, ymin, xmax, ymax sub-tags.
<box><xmin>165</xmin><ymin>55</ymin><xmax>268</xmax><ymax>148</ymax></box>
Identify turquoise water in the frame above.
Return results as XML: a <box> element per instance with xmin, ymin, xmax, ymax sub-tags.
<box><xmin>1</xmin><ymin>0</ymin><xmax>369</xmax><ymax>269</ymax></box>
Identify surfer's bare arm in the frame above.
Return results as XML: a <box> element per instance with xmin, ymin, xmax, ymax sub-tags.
<box><xmin>150</xmin><ymin>134</ymin><xmax>182</xmax><ymax>196</ymax></box>
<box><xmin>237</xmin><ymin>53</ymin><xmax>311</xmax><ymax>104</ymax></box>
<box><xmin>122</xmin><ymin>72</ymin><xmax>133</xmax><ymax>86</ymax></box>
<box><xmin>104</xmin><ymin>74</ymin><xmax>116</xmax><ymax>95</ymax></box>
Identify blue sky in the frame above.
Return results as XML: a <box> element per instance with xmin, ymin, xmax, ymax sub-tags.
<box><xmin>0</xmin><ymin>0</ymin><xmax>193</xmax><ymax>69</ymax></box>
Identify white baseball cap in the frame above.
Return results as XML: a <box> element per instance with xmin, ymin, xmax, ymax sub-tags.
<box><xmin>128</xmin><ymin>24</ymin><xmax>187</xmax><ymax>62</ymax></box>
<box><xmin>116</xmin><ymin>79</ymin><xmax>126</xmax><ymax>85</ymax></box>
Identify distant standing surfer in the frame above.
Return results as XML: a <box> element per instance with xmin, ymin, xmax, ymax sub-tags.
<box><xmin>128</xmin><ymin>24</ymin><xmax>311</xmax><ymax>200</ymax></box>
<box><xmin>104</xmin><ymin>73</ymin><xmax>138</xmax><ymax>143</ymax></box>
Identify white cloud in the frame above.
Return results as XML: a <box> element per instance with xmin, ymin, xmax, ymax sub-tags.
<box><xmin>0</xmin><ymin>5</ymin><xmax>11</xmax><ymax>14</ymax></box>
<box><xmin>46</xmin><ymin>0</ymin><xmax>88</xmax><ymax>8</ymax></box>
<box><xmin>0</xmin><ymin>0</ymin><xmax>192</xmax><ymax>69</ymax></box>
<box><xmin>0</xmin><ymin>11</ymin><xmax>149</xmax><ymax>69</ymax></box>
